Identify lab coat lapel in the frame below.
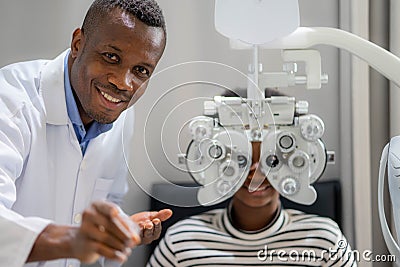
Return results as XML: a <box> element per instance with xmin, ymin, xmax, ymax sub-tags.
<box><xmin>40</xmin><ymin>50</ymin><xmax>69</xmax><ymax>126</ymax></box>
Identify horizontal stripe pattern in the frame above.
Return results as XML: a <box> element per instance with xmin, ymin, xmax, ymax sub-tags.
<box><xmin>147</xmin><ymin>209</ymin><xmax>356</xmax><ymax>267</ymax></box>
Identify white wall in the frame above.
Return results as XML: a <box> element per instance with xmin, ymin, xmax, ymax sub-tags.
<box><xmin>0</xmin><ymin>1</ymin><xmax>92</xmax><ymax>64</ymax></box>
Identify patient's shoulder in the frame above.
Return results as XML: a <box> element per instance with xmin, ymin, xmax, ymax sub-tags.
<box><xmin>168</xmin><ymin>208</ymin><xmax>224</xmax><ymax>231</ymax></box>
<box><xmin>284</xmin><ymin>209</ymin><xmax>342</xmax><ymax>234</ymax></box>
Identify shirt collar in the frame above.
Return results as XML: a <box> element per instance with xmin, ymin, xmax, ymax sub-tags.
<box><xmin>222</xmin><ymin>201</ymin><xmax>285</xmax><ymax>240</ymax></box>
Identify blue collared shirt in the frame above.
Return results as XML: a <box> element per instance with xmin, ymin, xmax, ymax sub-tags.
<box><xmin>64</xmin><ymin>51</ymin><xmax>113</xmax><ymax>154</ymax></box>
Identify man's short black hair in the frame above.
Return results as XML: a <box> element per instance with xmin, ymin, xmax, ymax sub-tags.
<box><xmin>82</xmin><ymin>0</ymin><xmax>166</xmax><ymax>38</ymax></box>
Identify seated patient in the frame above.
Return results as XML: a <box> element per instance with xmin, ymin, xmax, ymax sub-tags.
<box><xmin>147</xmin><ymin>141</ymin><xmax>356</xmax><ymax>266</ymax></box>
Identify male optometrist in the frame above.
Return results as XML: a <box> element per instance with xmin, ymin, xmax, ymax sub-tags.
<box><xmin>0</xmin><ymin>0</ymin><xmax>172</xmax><ymax>266</ymax></box>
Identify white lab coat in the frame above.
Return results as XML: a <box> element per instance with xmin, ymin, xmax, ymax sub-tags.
<box><xmin>0</xmin><ymin>50</ymin><xmax>135</xmax><ymax>267</ymax></box>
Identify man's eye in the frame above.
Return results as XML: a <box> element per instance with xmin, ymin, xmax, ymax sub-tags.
<box><xmin>134</xmin><ymin>66</ymin><xmax>150</xmax><ymax>77</ymax></box>
<box><xmin>103</xmin><ymin>53</ymin><xmax>119</xmax><ymax>63</ymax></box>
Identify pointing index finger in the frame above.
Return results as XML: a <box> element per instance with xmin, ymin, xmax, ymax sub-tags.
<box><xmin>153</xmin><ymin>209</ymin><xmax>173</xmax><ymax>221</ymax></box>
<box><xmin>130</xmin><ymin>209</ymin><xmax>173</xmax><ymax>223</ymax></box>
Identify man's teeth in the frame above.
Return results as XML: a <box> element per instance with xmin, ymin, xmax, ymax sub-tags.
<box><xmin>100</xmin><ymin>91</ymin><xmax>122</xmax><ymax>103</ymax></box>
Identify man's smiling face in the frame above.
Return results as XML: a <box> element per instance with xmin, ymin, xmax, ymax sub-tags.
<box><xmin>69</xmin><ymin>8</ymin><xmax>165</xmax><ymax>126</ymax></box>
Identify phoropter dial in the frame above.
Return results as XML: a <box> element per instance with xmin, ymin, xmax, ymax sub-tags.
<box><xmin>300</xmin><ymin>114</ymin><xmax>325</xmax><ymax>142</ymax></box>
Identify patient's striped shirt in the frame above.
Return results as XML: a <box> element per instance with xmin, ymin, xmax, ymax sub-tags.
<box><xmin>147</xmin><ymin>208</ymin><xmax>356</xmax><ymax>266</ymax></box>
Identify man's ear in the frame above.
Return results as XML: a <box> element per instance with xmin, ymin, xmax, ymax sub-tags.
<box><xmin>70</xmin><ymin>28</ymin><xmax>83</xmax><ymax>59</ymax></box>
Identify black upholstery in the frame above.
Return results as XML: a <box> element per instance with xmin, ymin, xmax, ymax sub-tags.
<box><xmin>149</xmin><ymin>180</ymin><xmax>342</xmax><ymax>252</ymax></box>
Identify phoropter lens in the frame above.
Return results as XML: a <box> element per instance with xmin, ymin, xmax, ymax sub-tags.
<box><xmin>237</xmin><ymin>155</ymin><xmax>247</xmax><ymax>168</ymax></box>
<box><xmin>279</xmin><ymin>135</ymin><xmax>294</xmax><ymax>150</ymax></box>
<box><xmin>208</xmin><ymin>145</ymin><xmax>223</xmax><ymax>159</ymax></box>
<box><xmin>266</xmin><ymin>155</ymin><xmax>279</xmax><ymax>168</ymax></box>
<box><xmin>293</xmin><ymin>156</ymin><xmax>305</xmax><ymax>168</ymax></box>
<box><xmin>223</xmin><ymin>166</ymin><xmax>235</xmax><ymax>177</ymax></box>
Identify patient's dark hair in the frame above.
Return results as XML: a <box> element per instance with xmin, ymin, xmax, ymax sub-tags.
<box><xmin>82</xmin><ymin>0</ymin><xmax>166</xmax><ymax>38</ymax></box>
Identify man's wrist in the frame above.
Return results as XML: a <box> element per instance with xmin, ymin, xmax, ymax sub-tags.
<box><xmin>27</xmin><ymin>223</ymin><xmax>77</xmax><ymax>262</ymax></box>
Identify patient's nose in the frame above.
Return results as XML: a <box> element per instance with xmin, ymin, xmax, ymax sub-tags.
<box><xmin>250</xmin><ymin>162</ymin><xmax>258</xmax><ymax>171</ymax></box>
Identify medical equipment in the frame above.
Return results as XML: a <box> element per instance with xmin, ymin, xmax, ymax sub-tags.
<box><xmin>179</xmin><ymin>0</ymin><xmax>400</xmax><ymax>263</ymax></box>
<box><xmin>379</xmin><ymin>139</ymin><xmax>400</xmax><ymax>265</ymax></box>
<box><xmin>180</xmin><ymin>0</ymin><xmax>334</xmax><ymax>207</ymax></box>
<box><xmin>185</xmin><ymin>96</ymin><xmax>330</xmax><ymax>206</ymax></box>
